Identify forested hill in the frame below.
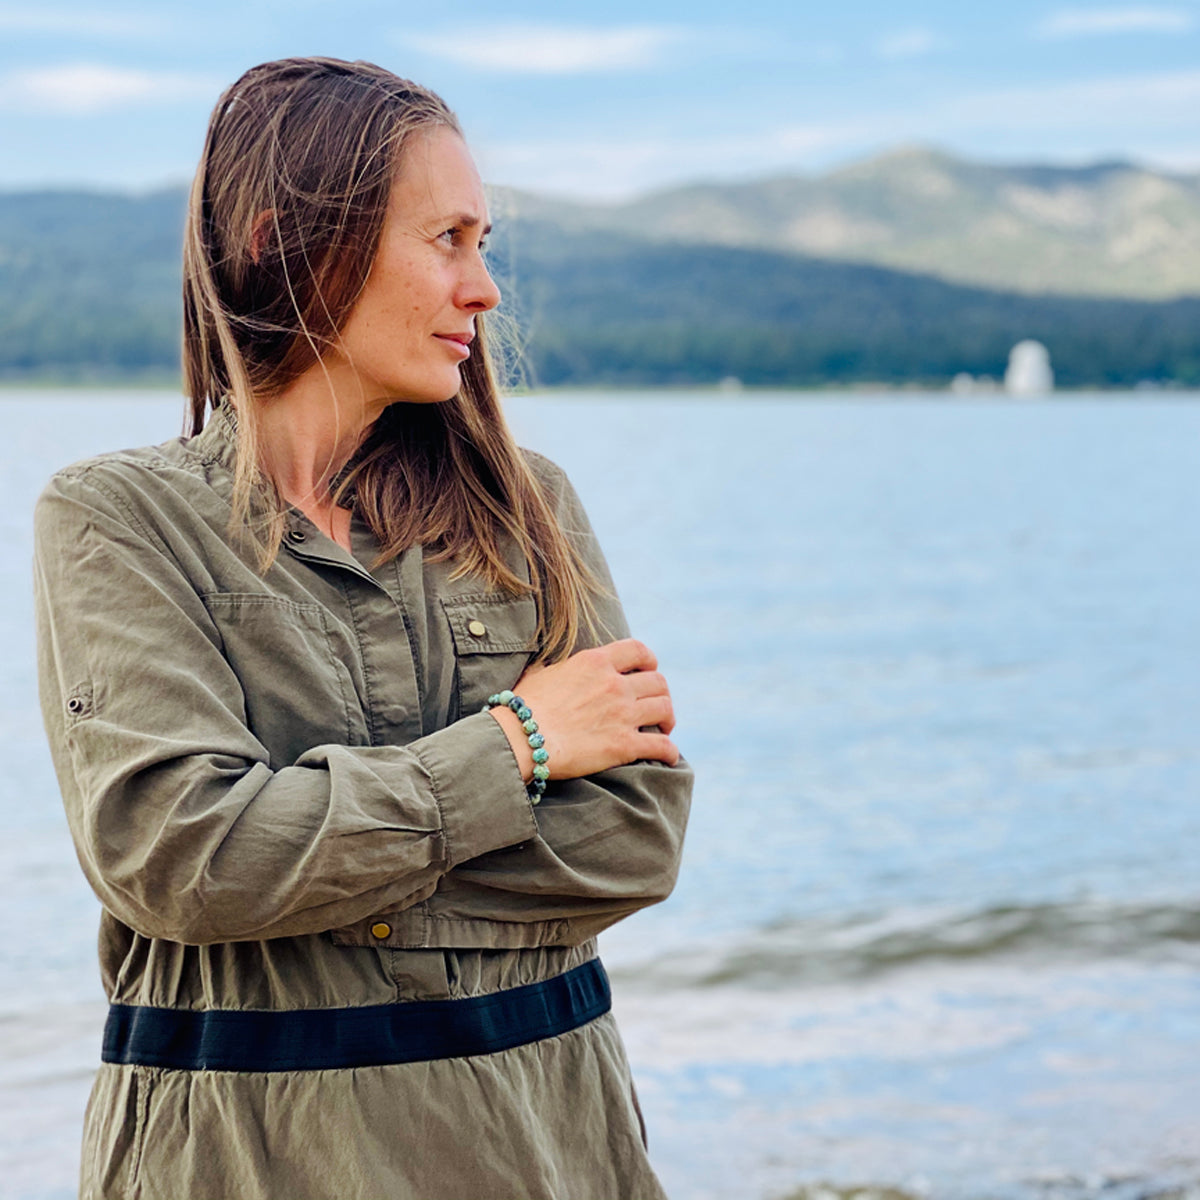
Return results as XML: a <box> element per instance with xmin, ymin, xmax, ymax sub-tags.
<box><xmin>491</xmin><ymin>224</ymin><xmax>1200</xmax><ymax>388</ymax></box>
<box><xmin>0</xmin><ymin>189</ymin><xmax>185</xmax><ymax>376</ymax></box>
<box><xmin>2</xmin><ymin>184</ymin><xmax>1199</xmax><ymax>388</ymax></box>
<box><xmin>502</xmin><ymin>147</ymin><xmax>1200</xmax><ymax>301</ymax></box>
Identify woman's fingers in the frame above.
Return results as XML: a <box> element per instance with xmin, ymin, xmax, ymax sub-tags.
<box><xmin>635</xmin><ymin>693</ymin><xmax>676</xmax><ymax>735</ymax></box>
<box><xmin>626</xmin><ymin>669</ymin><xmax>669</xmax><ymax>699</ymax></box>
<box><xmin>603</xmin><ymin>638</ymin><xmax>658</xmax><ymax>675</ymax></box>
<box><xmin>625</xmin><ymin>669</ymin><xmax>675</xmax><ymax>731</ymax></box>
<box><xmin>629</xmin><ymin>730</ymin><xmax>681</xmax><ymax>767</ymax></box>
<box><xmin>509</xmin><ymin>638</ymin><xmax>680</xmax><ymax>780</ymax></box>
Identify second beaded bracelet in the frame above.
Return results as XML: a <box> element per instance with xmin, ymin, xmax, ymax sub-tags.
<box><xmin>482</xmin><ymin>690</ymin><xmax>550</xmax><ymax>804</ymax></box>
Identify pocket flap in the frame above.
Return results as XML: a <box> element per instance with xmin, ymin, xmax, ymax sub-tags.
<box><xmin>441</xmin><ymin>592</ymin><xmax>538</xmax><ymax>655</ymax></box>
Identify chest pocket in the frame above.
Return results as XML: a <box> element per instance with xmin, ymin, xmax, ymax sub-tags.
<box><xmin>442</xmin><ymin>592</ymin><xmax>538</xmax><ymax>719</ymax></box>
<box><xmin>203</xmin><ymin>593</ymin><xmax>366</xmax><ymax>766</ymax></box>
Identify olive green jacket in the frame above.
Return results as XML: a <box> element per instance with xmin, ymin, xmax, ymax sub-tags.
<box><xmin>34</xmin><ymin>403</ymin><xmax>692</xmax><ymax>1200</ymax></box>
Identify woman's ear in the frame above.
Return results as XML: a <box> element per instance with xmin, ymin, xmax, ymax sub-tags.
<box><xmin>248</xmin><ymin>210</ymin><xmax>276</xmax><ymax>265</ymax></box>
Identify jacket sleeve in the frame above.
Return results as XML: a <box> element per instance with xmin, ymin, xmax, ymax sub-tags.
<box><xmin>413</xmin><ymin>451</ymin><xmax>694</xmax><ymax>945</ymax></box>
<box><xmin>34</xmin><ymin>466</ymin><xmax>538</xmax><ymax>946</ymax></box>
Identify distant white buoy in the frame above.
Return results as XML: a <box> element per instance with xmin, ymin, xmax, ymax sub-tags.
<box><xmin>1005</xmin><ymin>340</ymin><xmax>1054</xmax><ymax>396</ymax></box>
<box><xmin>949</xmin><ymin>372</ymin><xmax>1000</xmax><ymax>397</ymax></box>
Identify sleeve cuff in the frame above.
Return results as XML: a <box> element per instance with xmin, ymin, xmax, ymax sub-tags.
<box><xmin>412</xmin><ymin>711</ymin><xmax>538</xmax><ymax>865</ymax></box>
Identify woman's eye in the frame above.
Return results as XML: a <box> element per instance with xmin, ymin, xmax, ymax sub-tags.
<box><xmin>439</xmin><ymin>226</ymin><xmax>484</xmax><ymax>250</ymax></box>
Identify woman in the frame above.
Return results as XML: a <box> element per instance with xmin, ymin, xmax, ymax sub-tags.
<box><xmin>35</xmin><ymin>57</ymin><xmax>692</xmax><ymax>1200</ymax></box>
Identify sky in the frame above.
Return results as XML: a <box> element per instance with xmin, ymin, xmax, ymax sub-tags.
<box><xmin>1</xmin><ymin>0</ymin><xmax>1198</xmax><ymax>199</ymax></box>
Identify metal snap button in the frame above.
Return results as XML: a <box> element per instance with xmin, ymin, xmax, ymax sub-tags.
<box><xmin>370</xmin><ymin>922</ymin><xmax>392</xmax><ymax>940</ymax></box>
<box><xmin>287</xmin><ymin>529</ymin><xmax>307</xmax><ymax>543</ymax></box>
<box><xmin>66</xmin><ymin>696</ymin><xmax>85</xmax><ymax>715</ymax></box>
<box><xmin>467</xmin><ymin>619</ymin><xmax>487</xmax><ymax>638</ymax></box>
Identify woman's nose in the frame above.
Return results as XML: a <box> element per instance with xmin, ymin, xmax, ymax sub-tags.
<box><xmin>461</xmin><ymin>255</ymin><xmax>501</xmax><ymax>312</ymax></box>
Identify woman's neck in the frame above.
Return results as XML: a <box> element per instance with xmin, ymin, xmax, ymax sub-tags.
<box><xmin>256</xmin><ymin>369</ymin><xmax>383</xmax><ymax>551</ymax></box>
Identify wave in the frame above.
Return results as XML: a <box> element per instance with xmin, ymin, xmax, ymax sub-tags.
<box><xmin>612</xmin><ymin>896</ymin><xmax>1200</xmax><ymax>989</ymax></box>
<box><xmin>771</xmin><ymin>1178</ymin><xmax>1200</xmax><ymax>1200</ymax></box>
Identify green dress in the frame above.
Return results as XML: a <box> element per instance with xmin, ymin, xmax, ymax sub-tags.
<box><xmin>34</xmin><ymin>403</ymin><xmax>693</xmax><ymax>1199</ymax></box>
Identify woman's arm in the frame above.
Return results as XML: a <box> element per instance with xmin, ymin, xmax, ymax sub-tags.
<box><xmin>35</xmin><ymin>466</ymin><xmax>539</xmax><ymax>946</ymax></box>
<box><xmin>408</xmin><ymin>454</ymin><xmax>694</xmax><ymax>945</ymax></box>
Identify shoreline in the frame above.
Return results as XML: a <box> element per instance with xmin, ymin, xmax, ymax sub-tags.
<box><xmin>2</xmin><ymin>380</ymin><xmax>1199</xmax><ymax>400</ymax></box>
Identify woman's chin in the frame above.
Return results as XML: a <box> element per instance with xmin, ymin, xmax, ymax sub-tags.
<box><xmin>382</xmin><ymin>378</ymin><xmax>463</xmax><ymax>407</ymax></box>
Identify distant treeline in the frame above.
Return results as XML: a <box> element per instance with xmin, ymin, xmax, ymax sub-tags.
<box><xmin>2</xmin><ymin>189</ymin><xmax>1198</xmax><ymax>387</ymax></box>
<box><xmin>0</xmin><ymin>190</ymin><xmax>184</xmax><ymax>378</ymax></box>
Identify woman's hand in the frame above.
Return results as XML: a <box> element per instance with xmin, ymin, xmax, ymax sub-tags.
<box><xmin>487</xmin><ymin>638</ymin><xmax>680</xmax><ymax>782</ymax></box>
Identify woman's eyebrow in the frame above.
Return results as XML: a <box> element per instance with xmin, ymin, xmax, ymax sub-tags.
<box><xmin>437</xmin><ymin>211</ymin><xmax>492</xmax><ymax>234</ymax></box>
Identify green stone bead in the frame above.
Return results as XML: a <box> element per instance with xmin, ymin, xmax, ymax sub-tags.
<box><xmin>522</xmin><ymin>718</ymin><xmax>538</xmax><ymax>735</ymax></box>
<box><xmin>532</xmin><ymin>748</ymin><xmax>549</xmax><ymax>764</ymax></box>
<box><xmin>516</xmin><ymin>706</ymin><xmax>532</xmax><ymax>722</ymax></box>
<box><xmin>532</xmin><ymin>764</ymin><xmax>550</xmax><ymax>781</ymax></box>
<box><xmin>497</xmin><ymin>690</ymin><xmax>515</xmax><ymax>706</ymax></box>
<box><xmin>528</xmin><ymin>732</ymin><xmax>545</xmax><ymax>749</ymax></box>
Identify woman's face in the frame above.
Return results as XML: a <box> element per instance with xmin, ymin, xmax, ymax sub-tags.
<box><xmin>329</xmin><ymin>125</ymin><xmax>500</xmax><ymax>409</ymax></box>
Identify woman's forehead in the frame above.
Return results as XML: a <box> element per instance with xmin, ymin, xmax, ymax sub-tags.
<box><xmin>393</xmin><ymin>126</ymin><xmax>489</xmax><ymax>226</ymax></box>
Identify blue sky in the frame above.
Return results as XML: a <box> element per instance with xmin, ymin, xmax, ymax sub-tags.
<box><xmin>1</xmin><ymin>0</ymin><xmax>1198</xmax><ymax>197</ymax></box>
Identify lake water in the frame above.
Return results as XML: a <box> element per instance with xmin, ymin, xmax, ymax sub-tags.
<box><xmin>1</xmin><ymin>389</ymin><xmax>1198</xmax><ymax>1200</ymax></box>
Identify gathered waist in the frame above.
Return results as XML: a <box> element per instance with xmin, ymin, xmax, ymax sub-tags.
<box><xmin>102</xmin><ymin>958</ymin><xmax>610</xmax><ymax>1072</ymax></box>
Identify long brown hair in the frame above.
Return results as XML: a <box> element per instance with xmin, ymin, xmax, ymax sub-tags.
<box><xmin>182</xmin><ymin>57</ymin><xmax>598</xmax><ymax>662</ymax></box>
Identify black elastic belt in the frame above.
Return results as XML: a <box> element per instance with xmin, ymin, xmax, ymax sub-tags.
<box><xmin>102</xmin><ymin>958</ymin><xmax>610</xmax><ymax>1072</ymax></box>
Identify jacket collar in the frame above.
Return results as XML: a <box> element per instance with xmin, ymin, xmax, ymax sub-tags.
<box><xmin>189</xmin><ymin>398</ymin><xmax>359</xmax><ymax>502</ymax></box>
<box><xmin>189</xmin><ymin>397</ymin><xmax>239</xmax><ymax>475</ymax></box>
<box><xmin>187</xmin><ymin>397</ymin><xmax>381</xmax><ymax>583</ymax></box>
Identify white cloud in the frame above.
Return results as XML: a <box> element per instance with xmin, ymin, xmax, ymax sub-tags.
<box><xmin>481</xmin><ymin>136</ymin><xmax>713</xmax><ymax>199</ymax></box>
<box><xmin>1035</xmin><ymin>7</ymin><xmax>1195</xmax><ymax>37</ymax></box>
<box><xmin>874</xmin><ymin>28</ymin><xmax>947</xmax><ymax>60</ymax></box>
<box><xmin>477</xmin><ymin>122</ymin><xmax>866</xmax><ymax>199</ymax></box>
<box><xmin>946</xmin><ymin>68</ymin><xmax>1200</xmax><ymax>128</ymax></box>
<box><xmin>397</xmin><ymin>23</ymin><xmax>683</xmax><ymax>74</ymax></box>
<box><xmin>0</xmin><ymin>6</ymin><xmax>165</xmax><ymax>36</ymax></box>
<box><xmin>810</xmin><ymin>70</ymin><xmax>1200</xmax><ymax>165</ymax></box>
<box><xmin>475</xmin><ymin>68</ymin><xmax>1200</xmax><ymax>197</ymax></box>
<box><xmin>1138</xmin><ymin>144</ymin><xmax>1200</xmax><ymax>172</ymax></box>
<box><xmin>0</xmin><ymin>64</ymin><xmax>218</xmax><ymax>114</ymax></box>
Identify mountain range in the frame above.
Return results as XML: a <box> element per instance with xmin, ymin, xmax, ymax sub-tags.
<box><xmin>1</xmin><ymin>147</ymin><xmax>1197</xmax><ymax>387</ymax></box>
<box><xmin>496</xmin><ymin>146</ymin><xmax>1200</xmax><ymax>301</ymax></box>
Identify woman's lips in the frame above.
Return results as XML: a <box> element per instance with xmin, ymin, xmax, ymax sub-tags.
<box><xmin>434</xmin><ymin>333</ymin><xmax>473</xmax><ymax>358</ymax></box>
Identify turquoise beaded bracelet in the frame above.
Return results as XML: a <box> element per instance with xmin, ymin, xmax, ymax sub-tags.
<box><xmin>482</xmin><ymin>690</ymin><xmax>550</xmax><ymax>804</ymax></box>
